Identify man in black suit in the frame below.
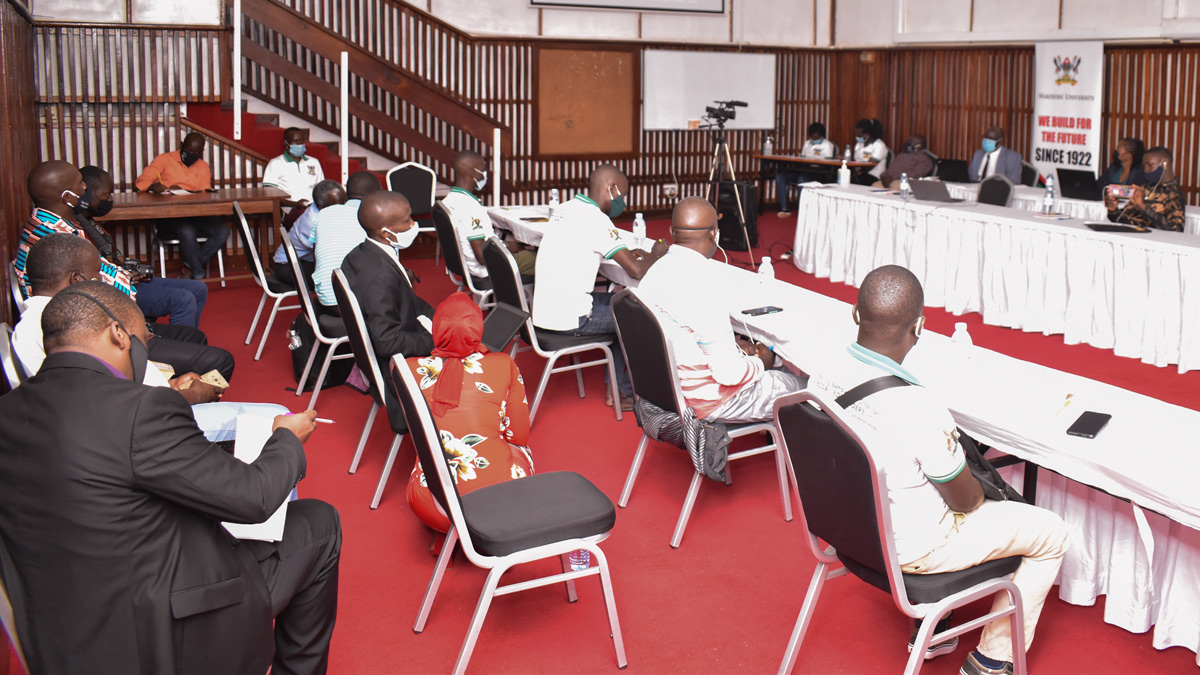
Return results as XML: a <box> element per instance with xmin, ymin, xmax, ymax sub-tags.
<box><xmin>0</xmin><ymin>281</ymin><xmax>341</xmax><ymax>675</ymax></box>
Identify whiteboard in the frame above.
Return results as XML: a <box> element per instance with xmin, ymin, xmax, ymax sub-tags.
<box><xmin>642</xmin><ymin>51</ymin><xmax>776</xmax><ymax>130</ymax></box>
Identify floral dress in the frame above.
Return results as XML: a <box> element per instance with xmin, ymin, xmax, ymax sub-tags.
<box><xmin>405</xmin><ymin>351</ymin><xmax>534</xmax><ymax>532</ymax></box>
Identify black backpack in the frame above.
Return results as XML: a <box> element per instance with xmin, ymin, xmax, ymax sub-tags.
<box><xmin>289</xmin><ymin>315</ymin><xmax>353</xmax><ymax>393</ymax></box>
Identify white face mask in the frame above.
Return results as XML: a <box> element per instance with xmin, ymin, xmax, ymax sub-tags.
<box><xmin>474</xmin><ymin>169</ymin><xmax>488</xmax><ymax>192</ymax></box>
<box><xmin>384</xmin><ymin>226</ymin><xmax>419</xmax><ymax>250</ymax></box>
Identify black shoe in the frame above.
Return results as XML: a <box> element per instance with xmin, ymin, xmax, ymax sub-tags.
<box><xmin>959</xmin><ymin>651</ymin><xmax>1015</xmax><ymax>675</ymax></box>
<box><xmin>909</xmin><ymin>612</ymin><xmax>958</xmax><ymax>660</ymax></box>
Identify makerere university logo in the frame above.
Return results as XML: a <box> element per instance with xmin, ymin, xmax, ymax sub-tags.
<box><xmin>1053</xmin><ymin>55</ymin><xmax>1081</xmax><ymax>86</ymax></box>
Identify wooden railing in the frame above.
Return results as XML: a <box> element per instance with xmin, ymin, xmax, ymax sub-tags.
<box><xmin>181</xmin><ymin>117</ymin><xmax>269</xmax><ymax>189</ymax></box>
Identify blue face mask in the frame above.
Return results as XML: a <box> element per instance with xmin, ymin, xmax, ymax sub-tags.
<box><xmin>982</xmin><ymin>138</ymin><xmax>998</xmax><ymax>153</ymax></box>
<box><xmin>288</xmin><ymin>143</ymin><xmax>307</xmax><ymax>158</ymax></box>
<box><xmin>855</xmin><ymin>136</ymin><xmax>867</xmax><ymax>144</ymax></box>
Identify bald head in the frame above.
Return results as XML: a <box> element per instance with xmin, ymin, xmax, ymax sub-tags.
<box><xmin>670</xmin><ymin>197</ymin><xmax>719</xmax><ymax>258</ymax></box>
<box><xmin>25</xmin><ymin>233</ymin><xmax>102</xmax><ymax>297</ymax></box>
<box><xmin>346</xmin><ymin>171</ymin><xmax>382</xmax><ymax>200</ymax></box>
<box><xmin>358</xmin><ymin>191</ymin><xmax>413</xmax><ymax>243</ymax></box>
<box><xmin>28</xmin><ymin>160</ymin><xmax>86</xmax><ymax>211</ymax></box>
<box><xmin>854</xmin><ymin>265</ymin><xmax>925</xmax><ymax>362</ymax></box>
<box><xmin>182</xmin><ymin>132</ymin><xmax>206</xmax><ymax>154</ymax></box>
<box><xmin>588</xmin><ymin>164</ymin><xmax>629</xmax><ymax>214</ymax></box>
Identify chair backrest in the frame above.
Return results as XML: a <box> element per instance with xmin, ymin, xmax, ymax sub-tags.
<box><xmin>936</xmin><ymin>158</ymin><xmax>970</xmax><ymax>183</ymax></box>
<box><xmin>1021</xmin><ymin>161</ymin><xmax>1040</xmax><ymax>187</ymax></box>
<box><xmin>279</xmin><ymin>224</ymin><xmax>329</xmax><ymax>339</ymax></box>
<box><xmin>234</xmin><ymin>202</ymin><xmax>274</xmax><ymax>293</ymax></box>
<box><xmin>432</xmin><ymin>202</ymin><xmax>467</xmax><ymax>280</ymax></box>
<box><xmin>8</xmin><ymin>264</ymin><xmax>25</xmax><ymax>316</ymax></box>
<box><xmin>773</xmin><ymin>390</ymin><xmax>905</xmax><ymax>599</ymax></box>
<box><xmin>978</xmin><ymin>174</ymin><xmax>1015</xmax><ymax>207</ymax></box>
<box><xmin>1</xmin><ymin>323</ymin><xmax>19</xmax><ymax>395</ymax></box>
<box><xmin>923</xmin><ymin>149</ymin><xmax>940</xmax><ymax>176</ymax></box>
<box><xmin>331</xmin><ymin>269</ymin><xmax>388</xmax><ymax>407</ymax></box>
<box><xmin>481</xmin><ymin>237</ymin><xmax>536</xmax><ymax>347</ymax></box>
<box><xmin>610</xmin><ymin>290</ymin><xmax>683</xmax><ymax>414</ymax></box>
<box><xmin>386</xmin><ymin>162</ymin><xmax>437</xmax><ymax>216</ymax></box>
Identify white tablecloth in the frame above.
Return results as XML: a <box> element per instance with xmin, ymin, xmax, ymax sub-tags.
<box><xmin>944</xmin><ymin>182</ymin><xmax>1200</xmax><ymax>236</ymax></box>
<box><xmin>792</xmin><ymin>184</ymin><xmax>1200</xmax><ymax>373</ymax></box>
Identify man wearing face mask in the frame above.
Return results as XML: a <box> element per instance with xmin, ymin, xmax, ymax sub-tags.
<box><xmin>0</xmin><ymin>280</ymin><xmax>342</xmax><ymax>675</ymax></box>
<box><xmin>442</xmin><ymin>150</ymin><xmax>536</xmax><ymax>281</ymax></box>
<box><xmin>878</xmin><ymin>134</ymin><xmax>935</xmax><ymax>188</ymax></box>
<box><xmin>1104</xmin><ymin>146</ymin><xmax>1185</xmax><ymax>232</ymax></box>
<box><xmin>532</xmin><ymin>163</ymin><xmax>668</xmax><ymax>411</ymax></box>
<box><xmin>340</xmin><ymin>191</ymin><xmax>435</xmax><ymax>379</ymax></box>
<box><xmin>135</xmin><ymin>132</ymin><xmax>231</xmax><ymax>280</ymax></box>
<box><xmin>967</xmin><ymin>126</ymin><xmax>1023</xmax><ymax>184</ymax></box>
<box><xmin>312</xmin><ymin>171</ymin><xmax>382</xmax><ymax>310</ymax></box>
<box><xmin>637</xmin><ymin>198</ymin><xmax>806</xmax><ymax>422</ymax></box>
<box><xmin>263</xmin><ymin>127</ymin><xmax>326</xmax><ymax>228</ymax></box>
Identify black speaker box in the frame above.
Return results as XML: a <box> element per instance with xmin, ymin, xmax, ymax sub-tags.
<box><xmin>716</xmin><ymin>181</ymin><xmax>758</xmax><ymax>251</ymax></box>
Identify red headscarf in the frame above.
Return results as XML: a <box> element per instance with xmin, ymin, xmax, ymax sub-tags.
<box><xmin>428</xmin><ymin>292</ymin><xmax>488</xmax><ymax>415</ymax></box>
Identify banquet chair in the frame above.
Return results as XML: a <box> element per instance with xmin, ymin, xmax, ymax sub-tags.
<box><xmin>978</xmin><ymin>174</ymin><xmax>1015</xmax><ymax>208</ymax></box>
<box><xmin>386</xmin><ymin>161</ymin><xmax>439</xmax><ymax>264</ymax></box>
<box><xmin>1021</xmin><ymin>161</ymin><xmax>1040</xmax><ymax>187</ymax></box>
<box><xmin>431</xmin><ymin>202</ymin><xmax>493</xmax><ymax>308</ymax></box>
<box><xmin>481</xmin><ymin>236</ymin><xmax>622</xmax><ymax>422</ymax></box>
<box><xmin>923</xmin><ymin>149</ymin><xmax>940</xmax><ymax>177</ymax></box>
<box><xmin>234</xmin><ymin>202</ymin><xmax>300</xmax><ymax>360</ymax></box>
<box><xmin>279</xmin><ymin>225</ymin><xmax>352</xmax><ymax>410</ymax></box>
<box><xmin>7</xmin><ymin>267</ymin><xmax>24</xmax><ymax>316</ymax></box>
<box><xmin>331</xmin><ymin>269</ymin><xmax>407</xmax><ymax>509</ymax></box>
<box><xmin>772</xmin><ymin>390</ymin><xmax>1026</xmax><ymax>675</ymax></box>
<box><xmin>157</xmin><ymin>233</ymin><xmax>225</xmax><ymax>287</ymax></box>
<box><xmin>610</xmin><ymin>289</ymin><xmax>791</xmax><ymax>548</ymax></box>
<box><xmin>389</xmin><ymin>356</ymin><xmax>627</xmax><ymax>675</ymax></box>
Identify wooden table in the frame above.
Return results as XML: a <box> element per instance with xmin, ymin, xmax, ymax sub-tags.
<box><xmin>752</xmin><ymin>154</ymin><xmax>876</xmax><ymax>212</ymax></box>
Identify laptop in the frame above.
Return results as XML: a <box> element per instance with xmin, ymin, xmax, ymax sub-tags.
<box><xmin>909</xmin><ymin>179</ymin><xmax>965</xmax><ymax>203</ymax></box>
<box><xmin>1057</xmin><ymin>168</ymin><xmax>1102</xmax><ymax>201</ymax></box>
<box><xmin>936</xmin><ymin>159</ymin><xmax>970</xmax><ymax>184</ymax></box>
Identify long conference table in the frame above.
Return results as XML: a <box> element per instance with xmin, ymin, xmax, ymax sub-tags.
<box><xmin>490</xmin><ymin>202</ymin><xmax>1200</xmax><ymax>662</ymax></box>
<box><xmin>792</xmin><ymin>183</ymin><xmax>1200</xmax><ymax>374</ymax></box>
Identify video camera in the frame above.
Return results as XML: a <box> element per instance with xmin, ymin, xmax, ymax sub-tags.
<box><xmin>703</xmin><ymin>100</ymin><xmax>748</xmax><ymax>126</ymax></box>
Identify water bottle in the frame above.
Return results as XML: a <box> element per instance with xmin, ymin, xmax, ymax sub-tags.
<box><xmin>1042</xmin><ymin>175</ymin><xmax>1056</xmax><ymax>214</ymax></box>
<box><xmin>548</xmin><ymin>188</ymin><xmax>560</xmax><ymax>217</ymax></box>
<box><xmin>844</xmin><ymin>144</ymin><xmax>853</xmax><ymax>162</ymax></box>
<box><xmin>763</xmin><ymin>135</ymin><xmax>774</xmax><ymax>156</ymax></box>
<box><xmin>632</xmin><ymin>212</ymin><xmax>646</xmax><ymax>248</ymax></box>
<box><xmin>951</xmin><ymin>322</ymin><xmax>973</xmax><ymax>346</ymax></box>
<box><xmin>569</xmin><ymin>549</ymin><xmax>590</xmax><ymax>571</ymax></box>
<box><xmin>758</xmin><ymin>256</ymin><xmax>775</xmax><ymax>280</ymax></box>
<box><xmin>838</xmin><ymin>160</ymin><xmax>851</xmax><ymax>187</ymax></box>
<box><xmin>899</xmin><ymin>172</ymin><xmax>911</xmax><ymax>200</ymax></box>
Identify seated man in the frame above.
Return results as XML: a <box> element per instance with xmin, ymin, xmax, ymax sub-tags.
<box><xmin>135</xmin><ymin>131</ymin><xmax>230</xmax><ymax>279</ymax></box>
<box><xmin>0</xmin><ymin>280</ymin><xmax>340</xmax><ymax>675</ymax></box>
<box><xmin>274</xmin><ymin>179</ymin><xmax>347</xmax><ymax>288</ymax></box>
<box><xmin>531</xmin><ymin>163</ymin><xmax>668</xmax><ymax>411</ymax></box>
<box><xmin>442</xmin><ymin>150</ymin><xmax>536</xmax><ymax>281</ymax></box>
<box><xmin>1104</xmin><ymin>146</ymin><xmax>1185</xmax><ymax>232</ymax></box>
<box><xmin>12</xmin><ymin>234</ymin><xmax>285</xmax><ymax>442</ymax></box>
<box><xmin>807</xmin><ymin>265</ymin><xmax>1068</xmax><ymax>675</ymax></box>
<box><xmin>312</xmin><ymin>171</ymin><xmax>382</xmax><ymax>310</ymax></box>
<box><xmin>263</xmin><ymin>126</ymin><xmax>326</xmax><ymax>228</ymax></box>
<box><xmin>968</xmin><ymin>126</ymin><xmax>1023</xmax><ymax>184</ymax></box>
<box><xmin>14</xmin><ymin>160</ymin><xmax>235</xmax><ymax>380</ymax></box>
<box><xmin>638</xmin><ymin>198</ymin><xmax>806</xmax><ymax>422</ymax></box>
<box><xmin>878</xmin><ymin>134</ymin><xmax>935</xmax><ymax>188</ymax></box>
<box><xmin>81</xmin><ymin>165</ymin><xmax>210</xmax><ymax>329</ymax></box>
<box><xmin>776</xmin><ymin>122</ymin><xmax>836</xmax><ymax>216</ymax></box>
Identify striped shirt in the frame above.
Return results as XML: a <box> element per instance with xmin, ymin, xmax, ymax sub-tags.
<box><xmin>14</xmin><ymin>209</ymin><xmax>135</xmax><ymax>300</ymax></box>
<box><xmin>312</xmin><ymin>199</ymin><xmax>366</xmax><ymax>306</ymax></box>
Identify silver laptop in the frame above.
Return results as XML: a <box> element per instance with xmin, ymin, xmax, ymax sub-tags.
<box><xmin>909</xmin><ymin>179</ymin><xmax>965</xmax><ymax>203</ymax></box>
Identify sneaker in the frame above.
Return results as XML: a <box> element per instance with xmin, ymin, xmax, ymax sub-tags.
<box><xmin>908</xmin><ymin>613</ymin><xmax>957</xmax><ymax>660</ymax></box>
<box><xmin>778</xmin><ymin>210</ymin><xmax>792</xmax><ymax>218</ymax></box>
<box><xmin>959</xmin><ymin>651</ymin><xmax>1015</xmax><ymax>675</ymax></box>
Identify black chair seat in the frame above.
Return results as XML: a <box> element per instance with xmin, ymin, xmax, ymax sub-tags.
<box><xmin>264</xmin><ymin>273</ymin><xmax>295</xmax><ymax>295</ymax></box>
<box><xmin>902</xmin><ymin>555</ymin><xmax>1023</xmax><ymax>604</ymax></box>
<box><xmin>461</xmin><ymin>471</ymin><xmax>616</xmax><ymax>557</ymax></box>
<box><xmin>532</xmin><ymin>328</ymin><xmax>613</xmax><ymax>351</ymax></box>
<box><xmin>468</xmin><ymin>274</ymin><xmax>493</xmax><ymax>290</ymax></box>
<box><xmin>317</xmin><ymin>312</ymin><xmax>348</xmax><ymax>338</ymax></box>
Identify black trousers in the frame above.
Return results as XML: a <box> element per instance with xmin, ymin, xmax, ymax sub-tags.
<box><xmin>274</xmin><ymin>258</ymin><xmax>315</xmax><ymax>291</ymax></box>
<box><xmin>148</xmin><ymin>324</ymin><xmax>236</xmax><ymax>382</ymax></box>
<box><xmin>243</xmin><ymin>499</ymin><xmax>342</xmax><ymax>675</ymax></box>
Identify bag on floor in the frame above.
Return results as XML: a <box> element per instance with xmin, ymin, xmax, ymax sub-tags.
<box><xmin>289</xmin><ymin>315</ymin><xmax>353</xmax><ymax>393</ymax></box>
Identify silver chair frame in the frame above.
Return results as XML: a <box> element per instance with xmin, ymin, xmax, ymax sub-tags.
<box><xmin>235</xmin><ymin>202</ymin><xmax>300</xmax><ymax>360</ymax></box>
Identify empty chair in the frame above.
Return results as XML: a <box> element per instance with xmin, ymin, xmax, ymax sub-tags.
<box><xmin>234</xmin><ymin>202</ymin><xmax>300</xmax><ymax>360</ymax></box>
<box><xmin>279</xmin><ymin>225</ymin><xmax>352</xmax><ymax>410</ymax></box>
<box><xmin>481</xmin><ymin>236</ymin><xmax>622</xmax><ymax>422</ymax></box>
<box><xmin>432</xmin><ymin>202</ymin><xmax>492</xmax><ymax>307</ymax></box>
<box><xmin>386</xmin><ymin>161</ymin><xmax>439</xmax><ymax>263</ymax></box>
<box><xmin>331</xmin><ymin>268</ymin><xmax>406</xmax><ymax>510</ymax></box>
<box><xmin>978</xmin><ymin>174</ymin><xmax>1015</xmax><ymax>207</ymax></box>
<box><xmin>1021</xmin><ymin>161</ymin><xmax>1040</xmax><ymax>187</ymax></box>
<box><xmin>389</xmin><ymin>355</ymin><xmax>627</xmax><ymax>675</ymax></box>
<box><xmin>157</xmin><ymin>233</ymin><xmax>226</xmax><ymax>287</ymax></box>
<box><xmin>773</xmin><ymin>390</ymin><xmax>1026</xmax><ymax>675</ymax></box>
<box><xmin>610</xmin><ymin>289</ymin><xmax>791</xmax><ymax>548</ymax></box>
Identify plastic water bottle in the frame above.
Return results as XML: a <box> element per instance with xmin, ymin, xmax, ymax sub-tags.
<box><xmin>1042</xmin><ymin>175</ymin><xmax>1056</xmax><ymax>214</ymax></box>
<box><xmin>763</xmin><ymin>135</ymin><xmax>774</xmax><ymax>156</ymax></box>
<box><xmin>843</xmin><ymin>144</ymin><xmax>853</xmax><ymax>162</ymax></box>
<box><xmin>632</xmin><ymin>212</ymin><xmax>646</xmax><ymax>248</ymax></box>
<box><xmin>899</xmin><ymin>172</ymin><xmax>911</xmax><ymax>200</ymax></box>
<box><xmin>838</xmin><ymin>160</ymin><xmax>851</xmax><ymax>187</ymax></box>
<box><xmin>548</xmin><ymin>188</ymin><xmax>560</xmax><ymax>217</ymax></box>
<box><xmin>758</xmin><ymin>256</ymin><xmax>775</xmax><ymax>280</ymax></box>
<box><xmin>569</xmin><ymin>549</ymin><xmax>590</xmax><ymax>571</ymax></box>
<box><xmin>951</xmin><ymin>322</ymin><xmax>973</xmax><ymax>346</ymax></box>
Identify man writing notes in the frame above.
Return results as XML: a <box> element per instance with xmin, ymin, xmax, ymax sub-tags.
<box><xmin>638</xmin><ymin>197</ymin><xmax>806</xmax><ymax>422</ymax></box>
<box><xmin>967</xmin><ymin>126</ymin><xmax>1024</xmax><ymax>184</ymax></box>
<box><xmin>532</xmin><ymin>164</ymin><xmax>667</xmax><ymax>411</ymax></box>
<box><xmin>442</xmin><ymin>150</ymin><xmax>536</xmax><ymax>281</ymax></box>
<box><xmin>135</xmin><ymin>132</ymin><xmax>231</xmax><ymax>279</ymax></box>
<box><xmin>0</xmin><ymin>280</ymin><xmax>341</xmax><ymax>675</ymax></box>
<box><xmin>807</xmin><ymin>265</ymin><xmax>1068</xmax><ymax>675</ymax></box>
<box><xmin>263</xmin><ymin>127</ymin><xmax>326</xmax><ymax>227</ymax></box>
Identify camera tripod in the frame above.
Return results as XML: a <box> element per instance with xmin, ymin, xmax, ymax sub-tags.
<box><xmin>702</xmin><ymin>124</ymin><xmax>756</xmax><ymax>270</ymax></box>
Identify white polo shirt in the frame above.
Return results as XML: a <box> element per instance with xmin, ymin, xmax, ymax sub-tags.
<box><xmin>801</xmin><ymin>138</ymin><xmax>836</xmax><ymax>159</ymax></box>
<box><xmin>263</xmin><ymin>153</ymin><xmax>325</xmax><ymax>203</ymax></box>
<box><xmin>531</xmin><ymin>194</ymin><xmax>628</xmax><ymax>331</ymax></box>
<box><xmin>854</xmin><ymin>138</ymin><xmax>890</xmax><ymax>178</ymax></box>
<box><xmin>807</xmin><ymin>343</ymin><xmax>967</xmax><ymax>565</ymax></box>
<box><xmin>441</xmin><ymin>187</ymin><xmax>494</xmax><ymax>278</ymax></box>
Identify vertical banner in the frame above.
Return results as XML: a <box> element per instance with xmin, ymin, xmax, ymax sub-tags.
<box><xmin>1031</xmin><ymin>41</ymin><xmax>1104</xmax><ymax>182</ymax></box>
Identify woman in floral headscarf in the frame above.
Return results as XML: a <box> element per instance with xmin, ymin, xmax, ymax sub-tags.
<box><xmin>406</xmin><ymin>292</ymin><xmax>534</xmax><ymax>532</ymax></box>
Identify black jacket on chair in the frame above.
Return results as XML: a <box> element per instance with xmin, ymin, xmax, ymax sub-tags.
<box><xmin>0</xmin><ymin>352</ymin><xmax>305</xmax><ymax>675</ymax></box>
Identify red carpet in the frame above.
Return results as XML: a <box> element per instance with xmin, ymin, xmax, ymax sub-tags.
<box><xmin>8</xmin><ymin>213</ymin><xmax>1199</xmax><ymax>673</ymax></box>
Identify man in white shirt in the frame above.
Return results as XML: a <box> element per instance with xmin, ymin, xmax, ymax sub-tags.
<box><xmin>776</xmin><ymin>122</ymin><xmax>837</xmax><ymax>216</ymax></box>
<box><xmin>441</xmin><ymin>150</ymin><xmax>535</xmax><ymax>280</ymax></box>
<box><xmin>806</xmin><ymin>264</ymin><xmax>1068</xmax><ymax>675</ymax></box>
<box><xmin>637</xmin><ymin>198</ymin><xmax>806</xmax><ymax>422</ymax></box>
<box><xmin>263</xmin><ymin>127</ymin><xmax>325</xmax><ymax>227</ymax></box>
<box><xmin>532</xmin><ymin>164</ymin><xmax>667</xmax><ymax>410</ymax></box>
<box><xmin>968</xmin><ymin>126</ymin><xmax>1024</xmax><ymax>184</ymax></box>
<box><xmin>273</xmin><ymin>179</ymin><xmax>346</xmax><ymax>289</ymax></box>
<box><xmin>312</xmin><ymin>171</ymin><xmax>381</xmax><ymax>310</ymax></box>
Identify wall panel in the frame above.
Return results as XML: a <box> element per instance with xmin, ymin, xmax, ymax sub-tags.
<box><xmin>0</xmin><ymin>0</ymin><xmax>37</xmax><ymax>324</ymax></box>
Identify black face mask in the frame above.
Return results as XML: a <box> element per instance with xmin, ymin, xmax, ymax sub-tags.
<box><xmin>64</xmin><ymin>188</ymin><xmax>94</xmax><ymax>216</ymax></box>
<box><xmin>88</xmin><ymin>198</ymin><xmax>114</xmax><ymax>218</ymax></box>
<box><xmin>1144</xmin><ymin>166</ymin><xmax>1165</xmax><ymax>185</ymax></box>
<box><xmin>180</xmin><ymin>150</ymin><xmax>201</xmax><ymax>167</ymax></box>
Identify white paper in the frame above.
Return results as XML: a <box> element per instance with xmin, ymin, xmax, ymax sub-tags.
<box><xmin>417</xmin><ymin>314</ymin><xmax>433</xmax><ymax>334</ymax></box>
<box><xmin>168</xmin><ymin>188</ymin><xmax>195</xmax><ymax>195</ymax></box>
<box><xmin>222</xmin><ymin>415</ymin><xmax>288</xmax><ymax>542</ymax></box>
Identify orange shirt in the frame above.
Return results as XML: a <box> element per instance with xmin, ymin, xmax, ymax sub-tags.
<box><xmin>134</xmin><ymin>150</ymin><xmax>212</xmax><ymax>192</ymax></box>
